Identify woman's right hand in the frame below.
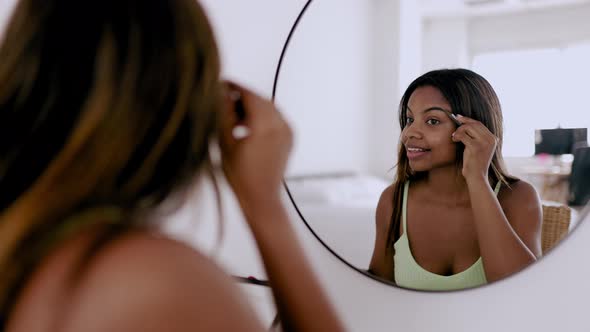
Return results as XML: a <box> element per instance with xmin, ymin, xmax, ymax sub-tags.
<box><xmin>219</xmin><ymin>82</ymin><xmax>293</xmax><ymax>218</ymax></box>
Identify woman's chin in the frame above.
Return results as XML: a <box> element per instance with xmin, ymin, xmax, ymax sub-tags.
<box><xmin>409</xmin><ymin>159</ymin><xmax>459</xmax><ymax>174</ymax></box>
<box><xmin>408</xmin><ymin>163</ymin><xmax>430</xmax><ymax>173</ymax></box>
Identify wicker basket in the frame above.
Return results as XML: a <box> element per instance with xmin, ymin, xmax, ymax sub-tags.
<box><xmin>541</xmin><ymin>205</ymin><xmax>571</xmax><ymax>255</ymax></box>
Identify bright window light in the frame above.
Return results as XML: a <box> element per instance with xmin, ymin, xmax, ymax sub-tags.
<box><xmin>472</xmin><ymin>42</ymin><xmax>590</xmax><ymax>157</ymax></box>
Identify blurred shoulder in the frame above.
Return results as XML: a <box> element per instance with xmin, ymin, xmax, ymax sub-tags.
<box><xmin>375</xmin><ymin>184</ymin><xmax>394</xmax><ymax>232</ymax></box>
<box><xmin>62</xmin><ymin>229</ymin><xmax>263</xmax><ymax>331</ymax></box>
<box><xmin>10</xmin><ymin>227</ymin><xmax>263</xmax><ymax>332</ymax></box>
<box><xmin>498</xmin><ymin>179</ymin><xmax>543</xmax><ymax>226</ymax></box>
<box><xmin>376</xmin><ymin>185</ymin><xmax>395</xmax><ymax>221</ymax></box>
<box><xmin>498</xmin><ymin>178</ymin><xmax>540</xmax><ymax>205</ymax></box>
<box><xmin>378</xmin><ymin>184</ymin><xmax>395</xmax><ymax>205</ymax></box>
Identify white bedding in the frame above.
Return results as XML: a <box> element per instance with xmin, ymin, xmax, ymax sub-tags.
<box><xmin>286</xmin><ymin>174</ymin><xmax>390</xmax><ymax>268</ymax></box>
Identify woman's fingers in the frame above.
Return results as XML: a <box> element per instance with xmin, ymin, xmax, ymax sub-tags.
<box><xmin>219</xmin><ymin>83</ymin><xmax>239</xmax><ymax>147</ymax></box>
<box><xmin>455</xmin><ymin>114</ymin><xmax>479</xmax><ymax>124</ymax></box>
<box><xmin>226</xmin><ymin>82</ymin><xmax>277</xmax><ymax>127</ymax></box>
<box><xmin>218</xmin><ymin>80</ymin><xmax>293</xmax><ymax>211</ymax></box>
<box><xmin>455</xmin><ymin>115</ymin><xmax>487</xmax><ymax>137</ymax></box>
<box><xmin>453</xmin><ymin>116</ymin><xmax>496</xmax><ymax>144</ymax></box>
<box><xmin>452</xmin><ymin>129</ymin><xmax>474</xmax><ymax>145</ymax></box>
<box><xmin>452</xmin><ymin>124</ymin><xmax>478</xmax><ymax>142</ymax></box>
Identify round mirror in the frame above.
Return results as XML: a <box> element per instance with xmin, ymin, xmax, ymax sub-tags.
<box><xmin>274</xmin><ymin>0</ymin><xmax>590</xmax><ymax>292</ymax></box>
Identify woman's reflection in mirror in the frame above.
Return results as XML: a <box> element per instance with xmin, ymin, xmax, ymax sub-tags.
<box><xmin>368</xmin><ymin>69</ymin><xmax>542</xmax><ymax>291</ymax></box>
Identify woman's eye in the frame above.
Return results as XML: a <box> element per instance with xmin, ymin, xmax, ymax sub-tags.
<box><xmin>426</xmin><ymin>119</ymin><xmax>440</xmax><ymax>125</ymax></box>
<box><xmin>405</xmin><ymin>117</ymin><xmax>414</xmax><ymax>126</ymax></box>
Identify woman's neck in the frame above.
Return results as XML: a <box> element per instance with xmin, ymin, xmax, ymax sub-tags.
<box><xmin>421</xmin><ymin>166</ymin><xmax>472</xmax><ymax>203</ymax></box>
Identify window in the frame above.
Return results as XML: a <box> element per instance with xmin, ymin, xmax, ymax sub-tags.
<box><xmin>472</xmin><ymin>42</ymin><xmax>590</xmax><ymax>157</ymax></box>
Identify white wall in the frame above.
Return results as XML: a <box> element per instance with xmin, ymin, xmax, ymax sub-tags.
<box><xmin>422</xmin><ymin>2</ymin><xmax>590</xmax><ymax>72</ymax></box>
<box><xmin>422</xmin><ymin>18</ymin><xmax>469</xmax><ymax>71</ymax></box>
<box><xmin>198</xmin><ymin>0</ymin><xmax>307</xmax><ymax>96</ymax></box>
<box><xmin>273</xmin><ymin>0</ymin><xmax>372</xmax><ymax>178</ymax></box>
<box><xmin>367</xmin><ymin>0</ymin><xmax>403</xmax><ymax>180</ymax></box>
<box><xmin>398</xmin><ymin>0</ymin><xmax>423</xmax><ymax>94</ymax></box>
<box><xmin>469</xmin><ymin>3</ymin><xmax>590</xmax><ymax>54</ymax></box>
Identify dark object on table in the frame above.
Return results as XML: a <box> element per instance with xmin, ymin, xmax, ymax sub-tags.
<box><xmin>569</xmin><ymin>146</ymin><xmax>590</xmax><ymax>206</ymax></box>
<box><xmin>535</xmin><ymin>128</ymin><xmax>587</xmax><ymax>156</ymax></box>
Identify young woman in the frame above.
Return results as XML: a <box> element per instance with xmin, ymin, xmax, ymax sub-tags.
<box><xmin>0</xmin><ymin>1</ymin><xmax>345</xmax><ymax>331</ymax></box>
<box><xmin>368</xmin><ymin>69</ymin><xmax>542</xmax><ymax>291</ymax></box>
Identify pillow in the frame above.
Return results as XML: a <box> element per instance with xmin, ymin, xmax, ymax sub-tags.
<box><xmin>286</xmin><ymin>174</ymin><xmax>390</xmax><ymax>205</ymax></box>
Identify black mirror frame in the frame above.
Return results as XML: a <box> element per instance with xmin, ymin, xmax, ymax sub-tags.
<box><xmin>271</xmin><ymin>0</ymin><xmax>401</xmax><ymax>289</ymax></box>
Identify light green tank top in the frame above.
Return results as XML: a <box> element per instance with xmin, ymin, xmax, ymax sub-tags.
<box><xmin>393</xmin><ymin>180</ymin><xmax>502</xmax><ymax>291</ymax></box>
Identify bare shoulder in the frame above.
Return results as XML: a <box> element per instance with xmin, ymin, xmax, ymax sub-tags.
<box><xmin>64</xmin><ymin>230</ymin><xmax>264</xmax><ymax>332</ymax></box>
<box><xmin>498</xmin><ymin>179</ymin><xmax>542</xmax><ymax>212</ymax></box>
<box><xmin>376</xmin><ymin>184</ymin><xmax>394</xmax><ymax>230</ymax></box>
<box><xmin>368</xmin><ymin>184</ymin><xmax>396</xmax><ymax>281</ymax></box>
<box><xmin>11</xmin><ymin>228</ymin><xmax>264</xmax><ymax>332</ymax></box>
<box><xmin>498</xmin><ymin>179</ymin><xmax>543</xmax><ymax>256</ymax></box>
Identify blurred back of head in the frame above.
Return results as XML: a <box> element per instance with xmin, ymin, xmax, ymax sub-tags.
<box><xmin>0</xmin><ymin>0</ymin><xmax>221</xmax><ymax>311</ymax></box>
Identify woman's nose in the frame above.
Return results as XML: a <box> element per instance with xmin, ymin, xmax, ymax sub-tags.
<box><xmin>402</xmin><ymin>123</ymin><xmax>423</xmax><ymax>141</ymax></box>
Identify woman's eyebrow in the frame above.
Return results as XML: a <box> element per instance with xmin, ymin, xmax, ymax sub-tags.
<box><xmin>406</xmin><ymin>106</ymin><xmax>451</xmax><ymax>114</ymax></box>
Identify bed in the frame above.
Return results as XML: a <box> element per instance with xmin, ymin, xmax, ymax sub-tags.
<box><xmin>285</xmin><ymin>173</ymin><xmax>390</xmax><ymax>269</ymax></box>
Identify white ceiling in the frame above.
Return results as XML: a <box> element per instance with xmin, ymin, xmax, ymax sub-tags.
<box><xmin>419</xmin><ymin>0</ymin><xmax>590</xmax><ymax>18</ymax></box>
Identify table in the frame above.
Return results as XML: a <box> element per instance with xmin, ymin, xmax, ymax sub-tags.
<box><xmin>521</xmin><ymin>164</ymin><xmax>571</xmax><ymax>204</ymax></box>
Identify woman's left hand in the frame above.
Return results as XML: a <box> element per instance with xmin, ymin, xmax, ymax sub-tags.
<box><xmin>451</xmin><ymin>114</ymin><xmax>497</xmax><ymax>182</ymax></box>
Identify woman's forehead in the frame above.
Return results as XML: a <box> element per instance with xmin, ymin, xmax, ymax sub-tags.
<box><xmin>407</xmin><ymin>86</ymin><xmax>450</xmax><ymax>112</ymax></box>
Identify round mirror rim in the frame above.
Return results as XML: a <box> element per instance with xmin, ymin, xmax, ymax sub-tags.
<box><xmin>272</xmin><ymin>0</ymin><xmax>588</xmax><ymax>294</ymax></box>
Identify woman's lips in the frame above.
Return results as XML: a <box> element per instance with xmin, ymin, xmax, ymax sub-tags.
<box><xmin>406</xmin><ymin>147</ymin><xmax>430</xmax><ymax>160</ymax></box>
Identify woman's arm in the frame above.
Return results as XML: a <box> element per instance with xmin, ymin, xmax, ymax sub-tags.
<box><xmin>368</xmin><ymin>186</ymin><xmax>396</xmax><ymax>282</ymax></box>
<box><xmin>466</xmin><ymin>177</ymin><xmax>541</xmax><ymax>282</ymax></box>
<box><xmin>220</xmin><ymin>83</ymin><xmax>345</xmax><ymax>332</ymax></box>
<box><xmin>243</xmin><ymin>199</ymin><xmax>347</xmax><ymax>332</ymax></box>
<box><xmin>452</xmin><ymin>114</ymin><xmax>541</xmax><ymax>282</ymax></box>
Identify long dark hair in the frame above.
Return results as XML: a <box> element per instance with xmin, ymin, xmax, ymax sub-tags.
<box><xmin>385</xmin><ymin>68</ymin><xmax>518</xmax><ymax>249</ymax></box>
<box><xmin>0</xmin><ymin>0</ymin><xmax>222</xmax><ymax>313</ymax></box>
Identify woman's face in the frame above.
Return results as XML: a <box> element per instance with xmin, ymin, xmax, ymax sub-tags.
<box><xmin>402</xmin><ymin>85</ymin><xmax>459</xmax><ymax>172</ymax></box>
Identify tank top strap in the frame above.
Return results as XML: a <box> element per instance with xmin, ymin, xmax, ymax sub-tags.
<box><xmin>494</xmin><ymin>181</ymin><xmax>502</xmax><ymax>195</ymax></box>
<box><xmin>402</xmin><ymin>180</ymin><xmax>410</xmax><ymax>233</ymax></box>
